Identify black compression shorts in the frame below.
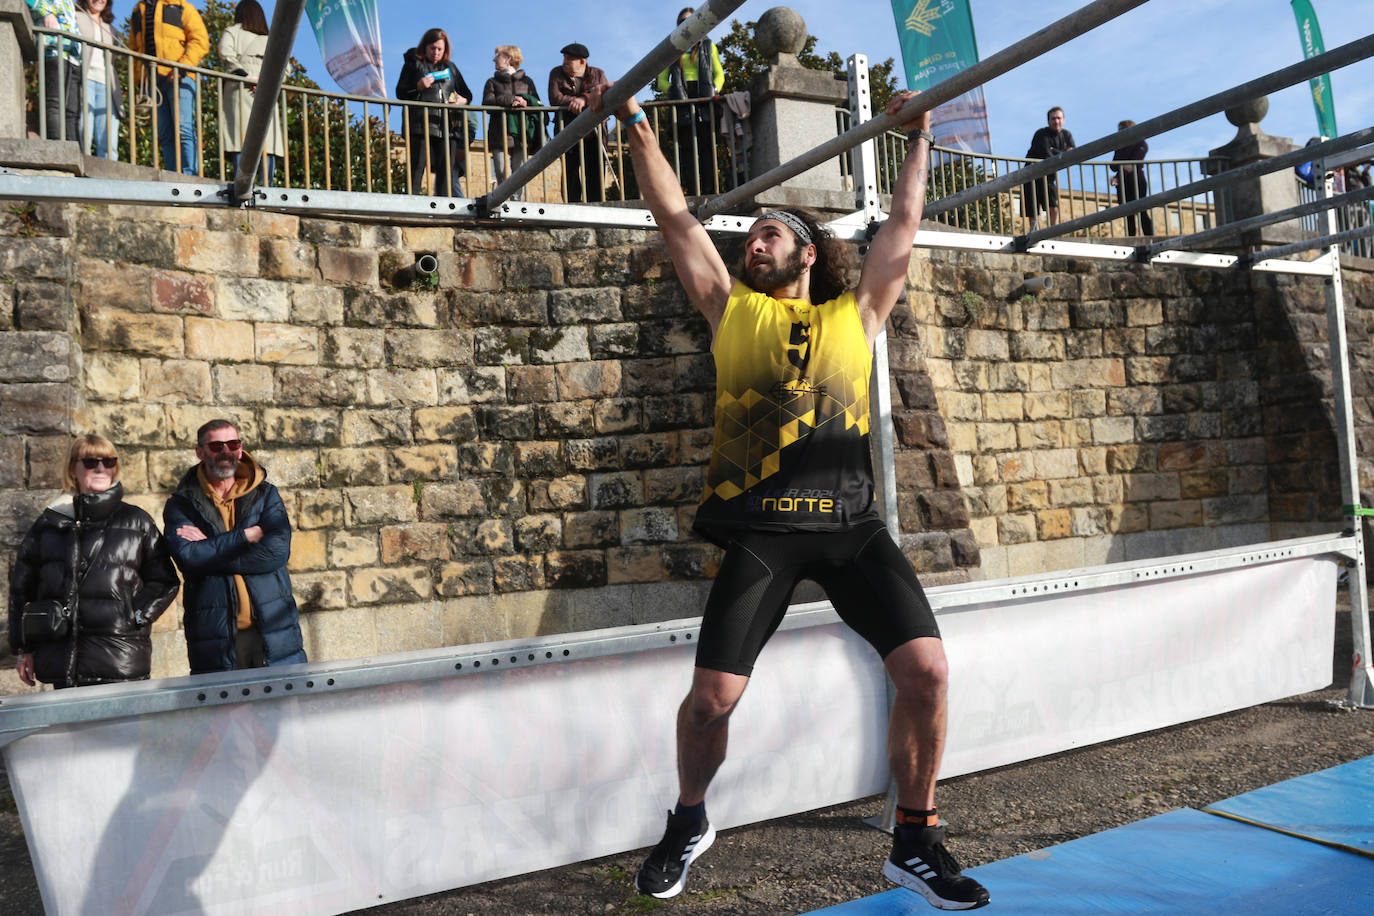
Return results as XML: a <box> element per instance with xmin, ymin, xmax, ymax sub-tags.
<box><xmin>694</xmin><ymin>519</ymin><xmax>941</xmax><ymax>676</ymax></box>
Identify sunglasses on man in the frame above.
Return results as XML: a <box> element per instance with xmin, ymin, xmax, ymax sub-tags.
<box><xmin>79</xmin><ymin>457</ymin><xmax>118</xmax><ymax>470</ymax></box>
<box><xmin>202</xmin><ymin>439</ymin><xmax>243</xmax><ymax>454</ymax></box>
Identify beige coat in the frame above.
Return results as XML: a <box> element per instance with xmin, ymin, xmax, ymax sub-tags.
<box><xmin>218</xmin><ymin>24</ymin><xmax>284</xmax><ymax>157</ymax></box>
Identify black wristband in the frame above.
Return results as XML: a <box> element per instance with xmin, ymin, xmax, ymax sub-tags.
<box><xmin>907</xmin><ymin>128</ymin><xmax>935</xmax><ymax>147</ymax></box>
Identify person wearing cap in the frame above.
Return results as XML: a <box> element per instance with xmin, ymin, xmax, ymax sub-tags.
<box><xmin>605</xmin><ymin>86</ymin><xmax>991</xmax><ymax>911</ymax></box>
<box><xmin>548</xmin><ymin>41</ymin><xmax>610</xmax><ymax>203</ymax></box>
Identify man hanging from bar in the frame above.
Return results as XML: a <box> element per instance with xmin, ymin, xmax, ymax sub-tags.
<box><xmin>602</xmin><ymin>87</ymin><xmax>990</xmax><ymax>910</ymax></box>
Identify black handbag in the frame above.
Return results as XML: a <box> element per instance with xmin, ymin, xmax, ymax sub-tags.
<box><xmin>21</xmin><ymin>599</ymin><xmax>72</xmax><ymax>643</ymax></box>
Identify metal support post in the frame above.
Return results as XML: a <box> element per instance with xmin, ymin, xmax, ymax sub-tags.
<box><xmin>697</xmin><ymin>0</ymin><xmax>1148</xmax><ymax>220</ymax></box>
<box><xmin>1022</xmin><ymin>126</ymin><xmax>1374</xmax><ymax>248</ymax></box>
<box><xmin>924</xmin><ymin>33</ymin><xmax>1374</xmax><ymax>220</ymax></box>
<box><xmin>1316</xmin><ymin>171</ymin><xmax>1374</xmax><ymax>708</ymax></box>
<box><xmin>231</xmin><ymin>0</ymin><xmax>305</xmax><ymax>203</ymax></box>
<box><xmin>847</xmin><ymin>52</ymin><xmax>900</xmax><ymax>833</ymax></box>
<box><xmin>482</xmin><ymin>0</ymin><xmax>748</xmax><ymax>211</ymax></box>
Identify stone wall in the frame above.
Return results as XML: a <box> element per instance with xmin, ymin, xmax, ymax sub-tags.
<box><xmin>1</xmin><ymin>199</ymin><xmax>1368</xmax><ymax>693</ymax></box>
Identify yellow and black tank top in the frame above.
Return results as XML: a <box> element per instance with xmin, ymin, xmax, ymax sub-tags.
<box><xmin>694</xmin><ymin>281</ymin><xmax>879</xmax><ymax>545</ymax></box>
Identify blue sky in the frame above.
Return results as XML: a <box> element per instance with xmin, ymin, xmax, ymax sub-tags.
<box><xmin>257</xmin><ymin>1</ymin><xmax>1372</xmax><ymax>163</ymax></box>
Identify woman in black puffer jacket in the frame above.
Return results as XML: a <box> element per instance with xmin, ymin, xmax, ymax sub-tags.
<box><xmin>8</xmin><ymin>434</ymin><xmax>179</xmax><ymax>688</ymax></box>
<box><xmin>395</xmin><ymin>27</ymin><xmax>473</xmax><ymax>198</ymax></box>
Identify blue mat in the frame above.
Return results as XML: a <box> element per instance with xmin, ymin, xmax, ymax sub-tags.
<box><xmin>1206</xmin><ymin>755</ymin><xmax>1374</xmax><ymax>856</ymax></box>
<box><xmin>810</xmin><ymin>808</ymin><xmax>1374</xmax><ymax>915</ymax></box>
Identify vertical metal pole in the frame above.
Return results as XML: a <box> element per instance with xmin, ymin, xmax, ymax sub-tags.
<box><xmin>848</xmin><ymin>53</ymin><xmax>901</xmax><ymax>834</ymax></box>
<box><xmin>1320</xmin><ymin>170</ymin><xmax>1374</xmax><ymax>708</ymax></box>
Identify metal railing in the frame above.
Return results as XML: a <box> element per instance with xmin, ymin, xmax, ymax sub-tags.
<box><xmin>837</xmin><ymin>108</ymin><xmax>1221</xmax><ymax>239</ymax></box>
<box><xmin>27</xmin><ymin>28</ymin><xmax>753</xmax><ymax>203</ymax></box>
<box><xmin>1297</xmin><ymin>177</ymin><xmax>1374</xmax><ymax>259</ymax></box>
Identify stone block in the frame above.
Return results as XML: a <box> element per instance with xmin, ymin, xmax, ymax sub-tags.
<box><xmin>550</xmin><ymin>288</ymin><xmax>622</xmax><ymax>324</ymax></box>
<box><xmin>1091</xmin><ymin>416</ymin><xmax>1135</xmax><ymax>445</ymax></box>
<box><xmin>545</xmin><ymin>550</ymin><xmax>607</xmax><ymax>588</ymax></box>
<box><xmin>501</xmin><ymin>510</ymin><xmax>558</xmax><ymax>553</ymax></box>
<box><xmin>1036</xmin><ymin>509</ymin><xmax>1072</xmax><ymax>540</ymax></box>
<box><xmin>248</xmin><ymin>211</ymin><xmax>299</xmax><ymax>238</ymax></box>
<box><xmin>964</xmin><ymin>329</ymin><xmax>1009</xmax><ymax>361</ymax></box>
<box><xmin>386</xmin><ymin>329</ymin><xmax>473</xmax><ymax>368</ymax></box>
<box><xmin>319</xmin><ymin>246</ymin><xmax>379</xmax><ymax>286</ymax></box>
<box><xmin>1010</xmin><ymin>332</ymin><xmax>1065</xmax><ymax>361</ymax></box>
<box><xmin>619</xmin><ymin>507</ymin><xmax>678</xmax><ymax>544</ymax></box>
<box><xmin>529</xmin><ymin>325</ymin><xmax>590</xmax><ymax>364</ymax></box>
<box><xmin>213</xmin><ymin>364</ymin><xmax>275</xmax><ymax>403</ymax></box>
<box><xmin>492</xmin><ymin>555</ymin><xmax>547</xmax><ymax>593</ymax></box>
<box><xmin>262</xmin><ymin>408</ymin><xmax>341</xmax><ymax>446</ymax></box>
<box><xmin>323</xmin><ymin>328</ymin><xmax>385</xmax><ymax>368</ymax></box>
<box><xmin>590</xmin><ymin>324</ymin><xmax>639</xmax><ymax>359</ymax></box>
<box><xmin>1034</xmin><ymin>448</ymin><xmax>1079</xmax><ymax>479</ymax></box>
<box><xmin>982</xmin><ymin>392</ymin><xmax>1023</xmax><ymax>421</ymax></box>
<box><xmin>438</xmin><ymin>366</ymin><xmax>508</xmax><ymax>404</ymax></box>
<box><xmin>1124</xmin><ymin>472</ymin><xmax>1181</xmax><ymax>502</ymax></box>
<box><xmin>460</xmin><ymin>442</ymin><xmax>514</xmax><ymax>476</ymax></box>
<box><xmin>292</xmin><ymin>571</ymin><xmax>349</xmax><ymax>613</ymax></box>
<box><xmin>975</xmin><ymin>422</ymin><xmax>1017</xmax><ymax>452</ymax></box>
<box><xmin>556</xmin><ymin>361</ymin><xmax>622</xmax><ymax>400</ymax></box>
<box><xmin>84</xmin><ymin>310</ymin><xmax>184</xmax><ymax>357</ymax></box>
<box><xmin>1050</xmin><ymin>477</ymin><xmax>1095</xmax><ymax>507</ymax></box>
<box><xmin>350</xmin><ymin>565</ymin><xmax>431</xmax><ymax>605</ymax></box>
<box><xmin>390</xmin><ymin>444</ymin><xmax>459</xmax><ymax>482</ymax></box>
<box><xmin>1179</xmin><ymin>469</ymin><xmax>1229</xmax><ymax>499</ymax></box>
<box><xmin>291</xmin><ymin>285</ymin><xmax>345</xmax><ymax>324</ymax></box>
<box><xmin>436</xmin><ymin>560</ymin><xmax>494</xmax><ymax>597</ymax></box>
<box><xmin>299</xmin><ymin>606</ymin><xmax>378</xmax><ymax>662</ymax></box>
<box><xmin>141</xmin><ymin>359</ymin><xmax>211</xmax><ymax>403</ymax></box>
<box><xmin>1149</xmin><ymin>500</ymin><xmax>1203</xmax><ymax>529</ymax></box>
<box><xmin>607</xmin><ymin>547</ymin><xmax>664</xmax><ymax>584</ymax></box>
<box><xmin>288</xmin><ymin>529</ymin><xmax>327</xmax><ymax>572</ymax></box>
<box><xmin>151</xmin><ymin>272</ymin><xmax>214</xmax><ymax>316</ymax></box>
<box><xmin>468</xmin><ymin>519</ymin><xmax>514</xmax><ymax>555</ymax></box>
<box><xmin>412</xmin><ymin>407</ymin><xmax>478</xmax><ymax>443</ymax></box>
<box><xmin>438</xmin><ymin>251</ymin><xmax>502</xmax><ymax>292</ymax></box>
<box><xmin>1202</xmin><ymin>494</ymin><xmax>1268</xmax><ymax>525</ymax></box>
<box><xmin>588</xmin><ymin>471</ymin><xmax>643</xmax><ymax>509</ymax></box>
<box><xmin>419</xmin><ymin>481</ymin><xmax>487</xmax><ymax>519</ymax></box>
<box><xmin>621</xmin><ymin>433</ymin><xmax>678</xmax><ymax>469</ymax></box>
<box><xmin>296</xmin><ymin>489</ymin><xmax>343</xmax><ymax>530</ymax></box>
<box><xmin>73</xmin><ymin>259</ymin><xmax>153</xmax><ymax>314</ymax></box>
<box><xmin>77</xmin><ymin>401</ymin><xmax>163</xmax><ymax>444</ymax></box>
<box><xmin>256</xmin><ymin>324</ymin><xmax>320</xmax><ymax>365</ymax></box>
<box><xmin>215</xmin><ymin>277</ymin><xmax>290</xmax><ymax>321</ymax></box>
<box><xmin>345</xmin><ymin>485</ymin><xmax>416</xmax><ymax>526</ymax></box>
<box><xmin>997</xmin><ymin>513</ymin><xmax>1037</xmax><ymax>545</ymax></box>
<box><xmin>185</xmin><ymin>317</ymin><xmax>254</xmax><ymax>361</ymax></box>
<box><xmin>380</xmin><ymin>523</ymin><xmax>452</xmax><ymax>563</ymax></box>
<box><xmin>1051</xmin><ymin>358</ymin><xmax>1125</xmax><ymax>389</ymax></box>
<box><xmin>507</xmin><ymin>365</ymin><xmax>558</xmax><ymax>403</ymax></box>
<box><xmin>2</xmin><ymin>331</ymin><xmax>72</xmax><ymax>382</ymax></box>
<box><xmin>176</xmin><ymin>228</ymin><xmax>259</xmax><ymax>276</ymax></box>
<box><xmin>329</xmin><ymin>529</ymin><xmax>379</xmax><ymax>568</ymax></box>
<box><xmin>563</xmin><ymin>510</ymin><xmax>618</xmax><ymax>548</ymax></box>
<box><xmin>253</xmin><ymin>449</ymin><xmax>320</xmax><ymax>488</ymax></box>
<box><xmin>530</xmin><ymin>475</ymin><xmax>587</xmax><ymax>511</ymax></box>
<box><xmin>321</xmin><ymin>448</ymin><xmax>388</xmax><ymax>487</ymax></box>
<box><xmin>402</xmin><ymin>226</ymin><xmax>454</xmax><ymax>251</ymax></box>
<box><xmin>366</xmin><ymin>369</ymin><xmax>439</xmax><ymax>407</ymax></box>
<box><xmin>1006</xmin><ymin>481</ymin><xmax>1049</xmax><ymax>511</ymax></box>
<box><xmin>273</xmin><ymin>367</ymin><xmax>366</xmax><ymax>407</ymax></box>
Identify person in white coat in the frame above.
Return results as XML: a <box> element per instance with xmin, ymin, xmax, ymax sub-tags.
<box><xmin>219</xmin><ymin>0</ymin><xmax>285</xmax><ymax>185</ymax></box>
<box><xmin>74</xmin><ymin>0</ymin><xmax>125</xmax><ymax>158</ymax></box>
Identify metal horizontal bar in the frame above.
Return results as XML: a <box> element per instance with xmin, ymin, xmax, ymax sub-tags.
<box><xmin>482</xmin><ymin>0</ymin><xmax>747</xmax><ymax>210</ymax></box>
<box><xmin>1025</xmin><ymin>126</ymin><xmax>1374</xmax><ymax>246</ymax></box>
<box><xmin>1248</xmin><ymin>224</ymin><xmax>1374</xmax><ymax>263</ymax></box>
<box><xmin>232</xmin><ymin>0</ymin><xmax>305</xmax><ymax>201</ymax></box>
<box><xmin>0</xmin><ymin>532</ymin><xmax>1352</xmax><ymax>741</ymax></box>
<box><xmin>924</xmin><ymin>32</ymin><xmax>1374</xmax><ymax>218</ymax></box>
<box><xmin>1144</xmin><ymin>184</ymin><xmax>1374</xmax><ymax>256</ymax></box>
<box><xmin>1318</xmin><ymin>144</ymin><xmax>1374</xmax><ymax>172</ymax></box>
<box><xmin>697</xmin><ymin>0</ymin><xmax>1148</xmax><ymax>220</ymax></box>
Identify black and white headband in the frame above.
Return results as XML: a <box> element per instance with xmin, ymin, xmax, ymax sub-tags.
<box><xmin>756</xmin><ymin>210</ymin><xmax>813</xmax><ymax>247</ymax></box>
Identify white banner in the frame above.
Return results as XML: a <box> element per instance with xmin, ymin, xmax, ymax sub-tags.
<box><xmin>3</xmin><ymin>555</ymin><xmax>1337</xmax><ymax>915</ymax></box>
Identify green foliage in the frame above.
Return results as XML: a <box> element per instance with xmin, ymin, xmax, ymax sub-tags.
<box><xmin>961</xmin><ymin>290</ymin><xmax>984</xmax><ymax>323</ymax></box>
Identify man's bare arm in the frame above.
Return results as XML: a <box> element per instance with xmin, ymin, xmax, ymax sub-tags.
<box><xmin>856</xmin><ymin>91</ymin><xmax>932</xmax><ymax>345</ymax></box>
<box><xmin>613</xmin><ymin>96</ymin><xmax>731</xmax><ymax>334</ymax></box>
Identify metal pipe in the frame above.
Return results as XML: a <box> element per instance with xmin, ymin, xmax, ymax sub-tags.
<box><xmin>698</xmin><ymin>0</ymin><xmax>1148</xmax><ymax>220</ymax></box>
<box><xmin>925</xmin><ymin>33</ymin><xmax>1374</xmax><ymax>219</ymax></box>
<box><xmin>1024</xmin><ymin>126</ymin><xmax>1374</xmax><ymax>247</ymax></box>
<box><xmin>482</xmin><ymin>0</ymin><xmax>749</xmax><ymax>211</ymax></box>
<box><xmin>231</xmin><ymin>0</ymin><xmax>306</xmax><ymax>202</ymax></box>
<box><xmin>1247</xmin><ymin>224</ymin><xmax>1374</xmax><ymax>264</ymax></box>
<box><xmin>1144</xmin><ymin>185</ymin><xmax>1374</xmax><ymax>256</ymax></box>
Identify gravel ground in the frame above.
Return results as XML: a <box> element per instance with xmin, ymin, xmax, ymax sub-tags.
<box><xmin>2</xmin><ymin>606</ymin><xmax>1371</xmax><ymax>915</ymax></box>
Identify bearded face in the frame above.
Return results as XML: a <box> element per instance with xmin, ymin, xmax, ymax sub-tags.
<box><xmin>743</xmin><ymin>241</ymin><xmax>807</xmax><ymax>294</ymax></box>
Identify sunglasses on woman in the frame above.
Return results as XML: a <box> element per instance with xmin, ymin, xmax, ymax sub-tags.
<box><xmin>203</xmin><ymin>439</ymin><xmax>242</xmax><ymax>454</ymax></box>
<box><xmin>79</xmin><ymin>457</ymin><xmax>118</xmax><ymax>470</ymax></box>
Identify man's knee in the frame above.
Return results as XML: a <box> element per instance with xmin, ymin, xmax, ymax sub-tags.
<box><xmin>682</xmin><ymin>670</ymin><xmax>748</xmax><ymax>727</ymax></box>
<box><xmin>886</xmin><ymin>638</ymin><xmax>948</xmax><ymax>697</ymax></box>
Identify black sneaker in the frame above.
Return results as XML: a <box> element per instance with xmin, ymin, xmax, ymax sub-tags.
<box><xmin>633</xmin><ymin>810</ymin><xmax>717</xmax><ymax>899</ymax></box>
<box><xmin>883</xmin><ymin>824</ymin><xmax>990</xmax><ymax>910</ymax></box>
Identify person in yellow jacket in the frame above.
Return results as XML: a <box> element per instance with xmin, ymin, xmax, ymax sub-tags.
<box><xmin>654</xmin><ymin>7</ymin><xmax>724</xmax><ymax>196</ymax></box>
<box><xmin>129</xmin><ymin>0</ymin><xmax>209</xmax><ymax>174</ymax></box>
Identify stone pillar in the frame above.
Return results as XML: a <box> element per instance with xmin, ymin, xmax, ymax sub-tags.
<box><xmin>1206</xmin><ymin>97</ymin><xmax>1304</xmax><ymax>247</ymax></box>
<box><xmin>748</xmin><ymin>7</ymin><xmax>852</xmax><ymax>213</ymax></box>
<box><xmin>0</xmin><ymin>0</ymin><xmax>35</xmax><ymax>140</ymax></box>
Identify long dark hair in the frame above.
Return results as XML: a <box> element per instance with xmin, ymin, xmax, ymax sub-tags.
<box><xmin>738</xmin><ymin>206</ymin><xmax>857</xmax><ymax>304</ymax></box>
<box><xmin>234</xmin><ymin>0</ymin><xmax>269</xmax><ymax>35</ymax></box>
<box><xmin>417</xmin><ymin>28</ymin><xmax>452</xmax><ymax>66</ymax></box>
<box><xmin>76</xmin><ymin>0</ymin><xmax>115</xmax><ymax>24</ymax></box>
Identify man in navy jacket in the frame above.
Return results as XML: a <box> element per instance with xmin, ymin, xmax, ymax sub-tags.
<box><xmin>164</xmin><ymin>419</ymin><xmax>307</xmax><ymax>674</ymax></box>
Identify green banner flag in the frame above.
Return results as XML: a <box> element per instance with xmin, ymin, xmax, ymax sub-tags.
<box><xmin>306</xmin><ymin>0</ymin><xmax>386</xmax><ymax>98</ymax></box>
<box><xmin>889</xmin><ymin>0</ymin><xmax>991</xmax><ymax>153</ymax></box>
<box><xmin>1291</xmin><ymin>0</ymin><xmax>1338</xmax><ymax>140</ymax></box>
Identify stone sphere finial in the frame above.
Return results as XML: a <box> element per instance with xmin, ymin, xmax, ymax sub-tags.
<box><xmin>755</xmin><ymin>7</ymin><xmax>807</xmax><ymax>60</ymax></box>
<box><xmin>1225</xmin><ymin>96</ymin><xmax>1268</xmax><ymax>128</ymax></box>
